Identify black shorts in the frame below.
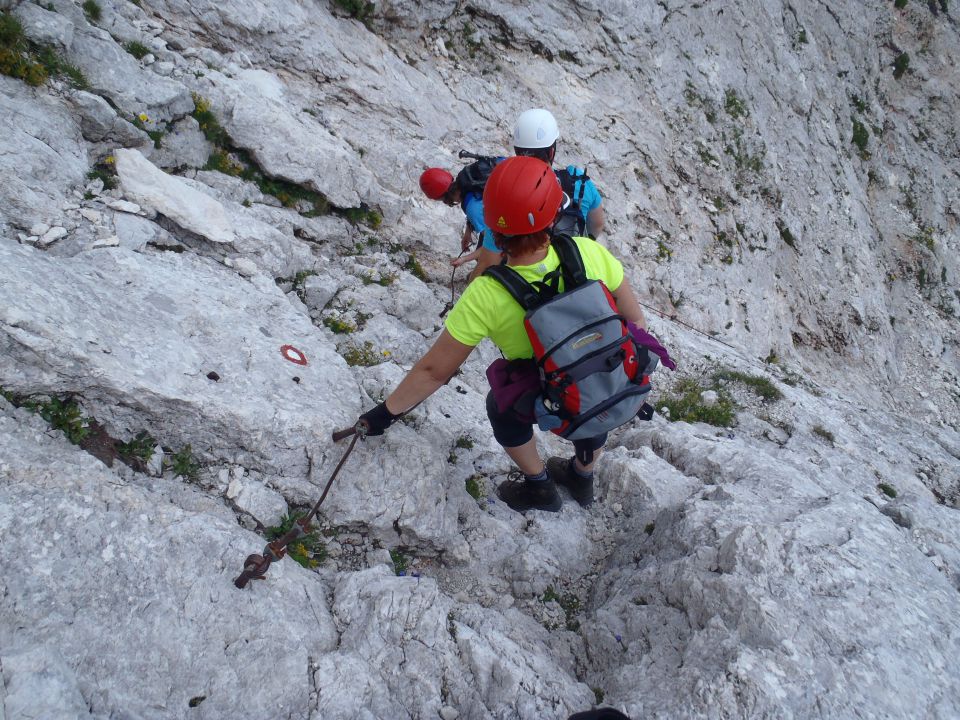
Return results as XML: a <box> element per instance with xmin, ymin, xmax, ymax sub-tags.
<box><xmin>485</xmin><ymin>391</ymin><xmax>607</xmax><ymax>458</ymax></box>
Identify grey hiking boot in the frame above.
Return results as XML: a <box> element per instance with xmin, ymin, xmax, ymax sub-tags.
<box><xmin>496</xmin><ymin>471</ymin><xmax>562</xmax><ymax>513</ymax></box>
<box><xmin>547</xmin><ymin>456</ymin><xmax>594</xmax><ymax>507</ymax></box>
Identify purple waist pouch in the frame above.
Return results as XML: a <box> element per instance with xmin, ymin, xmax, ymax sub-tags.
<box><xmin>486</xmin><ymin>358</ymin><xmax>539</xmax><ymax>421</ymax></box>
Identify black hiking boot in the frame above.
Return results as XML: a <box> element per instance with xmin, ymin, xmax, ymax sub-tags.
<box><xmin>496</xmin><ymin>471</ymin><xmax>562</xmax><ymax>513</ymax></box>
<box><xmin>547</xmin><ymin>456</ymin><xmax>594</xmax><ymax>507</ymax></box>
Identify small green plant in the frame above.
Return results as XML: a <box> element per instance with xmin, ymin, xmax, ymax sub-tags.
<box><xmin>656</xmin><ymin>238</ymin><xmax>673</xmax><ymax>261</ymax></box>
<box><xmin>893</xmin><ymin>52</ymin><xmax>910</xmax><ymax>79</ymax></box>
<box><xmin>22</xmin><ymin>396</ymin><xmax>90</xmax><ymax>444</ymax></box>
<box><xmin>593</xmin><ymin>688</ymin><xmax>605</xmax><ymax>704</ymax></box>
<box><xmin>265</xmin><ymin>513</ymin><xmax>326</xmax><ymax>568</ymax></box>
<box><xmin>909</xmin><ymin>227</ymin><xmax>935</xmax><ymax>251</ymax></box>
<box><xmin>878</xmin><ymin>483</ymin><xmax>898</xmax><ymax>498</ymax></box>
<box><xmin>361</xmin><ymin>272</ymin><xmax>395</xmax><ymax>287</ymax></box>
<box><xmin>644</xmin><ymin>522</ymin><xmax>655</xmax><ymax>535</ymax></box>
<box><xmin>124</xmin><ymin>40</ymin><xmax>150</xmax><ymax>59</ymax></box>
<box><xmin>390</xmin><ymin>548</ymin><xmax>409</xmax><ymax>575</ymax></box>
<box><xmin>82</xmin><ymin>0</ymin><xmax>102</xmax><ymax>22</ymax></box>
<box><xmin>333</xmin><ymin>0</ymin><xmax>375</xmax><ymax>26</ymax></box>
<box><xmin>323</xmin><ymin>316</ymin><xmax>356</xmax><ymax>334</ymax></box>
<box><xmin>340</xmin><ymin>206</ymin><xmax>382</xmax><ymax>229</ymax></box>
<box><xmin>87</xmin><ymin>163</ymin><xmax>118</xmax><ymax>190</ymax></box>
<box><xmin>724</xmin><ymin>88</ymin><xmax>749</xmax><ymax>119</ymax></box>
<box><xmin>465</xmin><ymin>475</ymin><xmax>483</xmax><ymax>500</ymax></box>
<box><xmin>812</xmin><ymin>425</ymin><xmax>835</xmax><ymax>444</ymax></box>
<box><xmin>713</xmin><ymin>370</ymin><xmax>784</xmax><ymax>401</ymax></box>
<box><xmin>658</xmin><ymin>378</ymin><xmax>736</xmax><ymax>427</ymax></box>
<box><xmin>116</xmin><ymin>430</ymin><xmax>155</xmax><ymax>463</ymax></box>
<box><xmin>540</xmin><ymin>585</ymin><xmax>583</xmax><ymax>631</ymax></box>
<box><xmin>165</xmin><ymin>444</ymin><xmax>200</xmax><ymax>482</ymax></box>
<box><xmin>455</xmin><ymin>435</ymin><xmax>474</xmax><ymax>450</ymax></box>
<box><xmin>341</xmin><ymin>341</ymin><xmax>383</xmax><ymax>367</ymax></box>
<box><xmin>894</xmin><ymin>0</ymin><xmax>908</xmax><ymax>8</ymax></box>
<box><xmin>796</xmin><ymin>28</ymin><xmax>808</xmax><ymax>44</ymax></box>
<box><xmin>851</xmin><ymin>117</ymin><xmax>870</xmax><ymax>156</ymax></box>
<box><xmin>191</xmin><ymin>94</ymin><xmax>230</xmax><ymax>146</ymax></box>
<box><xmin>1</xmin><ymin>13</ymin><xmax>86</xmax><ymax>87</ymax></box>
<box><xmin>404</xmin><ymin>254</ymin><xmax>428</xmax><ymax>282</ymax></box>
<box><xmin>778</xmin><ymin>223</ymin><xmax>797</xmax><ymax>249</ymax></box>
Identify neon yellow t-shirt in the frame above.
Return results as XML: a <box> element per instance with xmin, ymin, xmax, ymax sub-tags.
<box><xmin>445</xmin><ymin>236</ymin><xmax>625</xmax><ymax>359</ymax></box>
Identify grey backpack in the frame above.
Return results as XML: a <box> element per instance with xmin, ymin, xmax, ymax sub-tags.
<box><xmin>484</xmin><ymin>235</ymin><xmax>657</xmax><ymax>440</ymax></box>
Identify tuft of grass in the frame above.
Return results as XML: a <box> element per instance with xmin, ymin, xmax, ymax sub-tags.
<box><xmin>540</xmin><ymin>585</ymin><xmax>582</xmax><ymax>631</ymax></box>
<box><xmin>322</xmin><ymin>316</ymin><xmax>356</xmax><ymax>334</ymax></box>
<box><xmin>894</xmin><ymin>0</ymin><xmax>908</xmax><ymax>7</ymax></box>
<box><xmin>593</xmin><ymin>688</ymin><xmax>605</xmax><ymax>705</ymax></box>
<box><xmin>82</xmin><ymin>0</ymin><xmax>102</xmax><ymax>22</ymax></box>
<box><xmin>124</xmin><ymin>40</ymin><xmax>150</xmax><ymax>59</ymax></box>
<box><xmin>812</xmin><ymin>425</ymin><xmax>835</xmax><ymax>444</ymax></box>
<box><xmin>165</xmin><ymin>444</ymin><xmax>200</xmax><ymax>482</ymax></box>
<box><xmin>723</xmin><ymin>88</ymin><xmax>749</xmax><ymax>119</ymax></box>
<box><xmin>116</xmin><ymin>430</ymin><xmax>155</xmax><ymax>463</ymax></box>
<box><xmin>455</xmin><ymin>435</ymin><xmax>474</xmax><ymax>450</ymax></box>
<box><xmin>778</xmin><ymin>223</ymin><xmax>796</xmax><ymax>249</ymax></box>
<box><xmin>404</xmin><ymin>254</ymin><xmax>428</xmax><ymax>282</ymax></box>
<box><xmin>851</xmin><ymin>117</ymin><xmax>870</xmax><ymax>156</ymax></box>
<box><xmin>333</xmin><ymin>0</ymin><xmax>375</xmax><ymax>26</ymax></box>
<box><xmin>893</xmin><ymin>52</ymin><xmax>910</xmax><ymax>79</ymax></box>
<box><xmin>713</xmin><ymin>370</ymin><xmax>784</xmax><ymax>401</ymax></box>
<box><xmin>1</xmin><ymin>12</ymin><xmax>86</xmax><ymax>88</ymax></box>
<box><xmin>361</xmin><ymin>272</ymin><xmax>395</xmax><ymax>287</ymax></box>
<box><xmin>191</xmin><ymin>94</ymin><xmax>231</xmax><ymax>147</ymax></box>
<box><xmin>87</xmin><ymin>164</ymin><xmax>118</xmax><ymax>190</ymax></box>
<box><xmin>878</xmin><ymin>483</ymin><xmax>897</xmax><ymax>498</ymax></box>
<box><xmin>658</xmin><ymin>378</ymin><xmax>736</xmax><ymax>427</ymax></box>
<box><xmin>390</xmin><ymin>548</ymin><xmax>409</xmax><ymax>575</ymax></box>
<box><xmin>644</xmin><ymin>522</ymin><xmax>655</xmax><ymax>535</ymax></box>
<box><xmin>265</xmin><ymin>513</ymin><xmax>326</xmax><ymax>568</ymax></box>
<box><xmin>465</xmin><ymin>474</ymin><xmax>483</xmax><ymax>500</ymax></box>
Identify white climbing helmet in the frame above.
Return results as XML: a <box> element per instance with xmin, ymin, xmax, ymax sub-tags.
<box><xmin>513</xmin><ymin>108</ymin><xmax>560</xmax><ymax>149</ymax></box>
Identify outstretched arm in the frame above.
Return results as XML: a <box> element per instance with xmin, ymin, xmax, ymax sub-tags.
<box><xmin>586</xmin><ymin>206</ymin><xmax>605</xmax><ymax>238</ymax></box>
<box><xmin>611</xmin><ymin>278</ymin><xmax>647</xmax><ymax>329</ymax></box>
<box><xmin>384</xmin><ymin>330</ymin><xmax>475</xmax><ymax>414</ymax></box>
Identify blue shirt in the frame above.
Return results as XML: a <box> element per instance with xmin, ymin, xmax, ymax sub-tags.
<box><xmin>468</xmin><ymin>164</ymin><xmax>602</xmax><ymax>253</ymax></box>
<box><xmin>461</xmin><ymin>192</ymin><xmax>495</xmax><ymax>251</ymax></box>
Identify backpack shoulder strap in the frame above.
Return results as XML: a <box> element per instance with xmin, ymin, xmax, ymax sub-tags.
<box><xmin>551</xmin><ymin>234</ymin><xmax>588</xmax><ymax>289</ymax></box>
<box><xmin>483</xmin><ymin>265</ymin><xmax>541</xmax><ymax>311</ymax></box>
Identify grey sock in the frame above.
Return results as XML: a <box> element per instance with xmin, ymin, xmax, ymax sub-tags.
<box><xmin>525</xmin><ymin>468</ymin><xmax>549</xmax><ymax>483</ymax></box>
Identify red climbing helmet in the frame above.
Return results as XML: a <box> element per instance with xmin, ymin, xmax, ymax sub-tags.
<box><xmin>419</xmin><ymin>168</ymin><xmax>454</xmax><ymax>200</ymax></box>
<box><xmin>482</xmin><ymin>156</ymin><xmax>564</xmax><ymax>236</ymax></box>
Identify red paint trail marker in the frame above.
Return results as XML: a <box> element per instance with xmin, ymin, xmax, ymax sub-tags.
<box><xmin>280</xmin><ymin>345</ymin><xmax>308</xmax><ymax>366</ymax></box>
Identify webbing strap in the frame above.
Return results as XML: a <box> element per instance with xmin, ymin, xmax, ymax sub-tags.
<box><xmin>484</xmin><ymin>235</ymin><xmax>588</xmax><ymax>309</ymax></box>
<box><xmin>551</xmin><ymin>234</ymin><xmax>587</xmax><ymax>289</ymax></box>
<box><xmin>484</xmin><ymin>265</ymin><xmax>541</xmax><ymax>311</ymax></box>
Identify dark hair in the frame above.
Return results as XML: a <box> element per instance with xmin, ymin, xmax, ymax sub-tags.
<box><xmin>514</xmin><ymin>142</ymin><xmax>556</xmax><ymax>164</ymax></box>
<box><xmin>494</xmin><ymin>229</ymin><xmax>551</xmax><ymax>257</ymax></box>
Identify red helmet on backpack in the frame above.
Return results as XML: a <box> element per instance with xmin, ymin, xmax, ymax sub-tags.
<box><xmin>419</xmin><ymin>168</ymin><xmax>454</xmax><ymax>200</ymax></box>
<box><xmin>482</xmin><ymin>156</ymin><xmax>563</xmax><ymax>236</ymax></box>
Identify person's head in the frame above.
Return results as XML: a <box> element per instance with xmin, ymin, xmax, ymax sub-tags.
<box><xmin>419</xmin><ymin>168</ymin><xmax>460</xmax><ymax>206</ymax></box>
<box><xmin>482</xmin><ymin>156</ymin><xmax>564</xmax><ymax>257</ymax></box>
<box><xmin>513</xmin><ymin>108</ymin><xmax>559</xmax><ymax>165</ymax></box>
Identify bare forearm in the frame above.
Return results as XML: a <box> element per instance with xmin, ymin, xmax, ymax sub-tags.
<box><xmin>613</xmin><ymin>280</ymin><xmax>647</xmax><ymax>329</ymax></box>
<box><xmin>385</xmin><ymin>365</ymin><xmax>447</xmax><ymax>414</ymax></box>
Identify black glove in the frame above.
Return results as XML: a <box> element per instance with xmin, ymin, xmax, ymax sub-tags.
<box><xmin>358</xmin><ymin>402</ymin><xmax>399</xmax><ymax>437</ymax></box>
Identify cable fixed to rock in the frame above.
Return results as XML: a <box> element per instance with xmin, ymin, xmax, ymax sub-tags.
<box><xmin>638</xmin><ymin>300</ymin><xmax>737</xmax><ymax>350</ymax></box>
<box><xmin>232</xmin><ymin>424</ymin><xmax>364</xmax><ymax>589</ymax></box>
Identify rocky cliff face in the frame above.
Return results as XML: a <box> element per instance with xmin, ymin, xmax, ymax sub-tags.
<box><xmin>1</xmin><ymin>1</ymin><xmax>959</xmax><ymax>718</ymax></box>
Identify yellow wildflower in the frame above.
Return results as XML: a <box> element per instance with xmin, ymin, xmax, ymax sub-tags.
<box><xmin>138</xmin><ymin>112</ymin><xmax>149</xmax><ymax>123</ymax></box>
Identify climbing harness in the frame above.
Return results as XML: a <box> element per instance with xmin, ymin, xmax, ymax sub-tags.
<box><xmin>232</xmin><ymin>423</ymin><xmax>364</xmax><ymax>589</ymax></box>
<box><xmin>638</xmin><ymin>300</ymin><xmax>737</xmax><ymax>350</ymax></box>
